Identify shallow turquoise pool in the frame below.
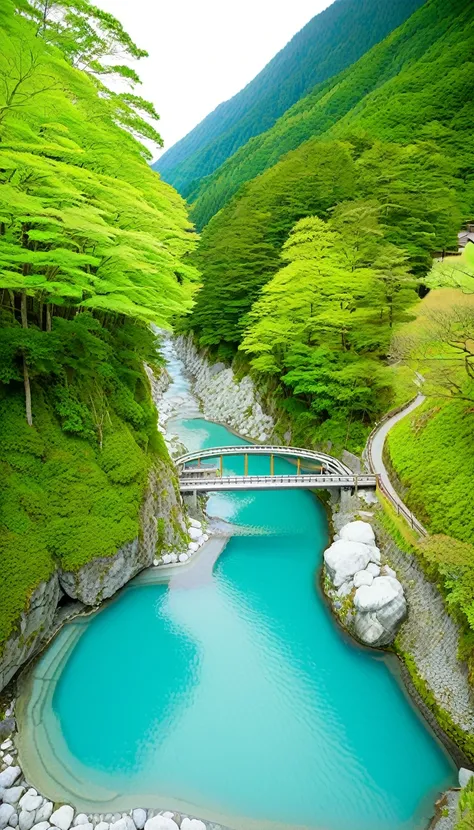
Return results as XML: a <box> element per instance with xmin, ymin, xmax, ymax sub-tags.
<box><xmin>44</xmin><ymin>415</ymin><xmax>456</xmax><ymax>830</ymax></box>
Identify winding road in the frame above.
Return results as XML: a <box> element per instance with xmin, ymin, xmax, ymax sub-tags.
<box><xmin>366</xmin><ymin>393</ymin><xmax>427</xmax><ymax>536</ymax></box>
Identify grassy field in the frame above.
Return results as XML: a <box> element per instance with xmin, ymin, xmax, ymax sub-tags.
<box><xmin>385</xmin><ymin>251</ymin><xmax>474</xmax><ymax>542</ymax></box>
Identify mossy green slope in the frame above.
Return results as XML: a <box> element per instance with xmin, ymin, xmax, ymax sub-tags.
<box><xmin>385</xmin><ymin>400</ymin><xmax>474</xmax><ymax>543</ymax></box>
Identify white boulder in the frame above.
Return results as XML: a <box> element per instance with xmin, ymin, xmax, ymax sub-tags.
<box><xmin>366</xmin><ymin>563</ymin><xmax>380</xmax><ymax>577</ymax></box>
<box><xmin>2</xmin><ymin>789</ymin><xmax>24</xmax><ymax>807</ymax></box>
<box><xmin>459</xmin><ymin>768</ymin><xmax>474</xmax><ymax>788</ymax></box>
<box><xmin>188</xmin><ymin>518</ymin><xmax>202</xmax><ymax>529</ymax></box>
<box><xmin>188</xmin><ymin>527</ymin><xmax>202</xmax><ymax>541</ymax></box>
<box><xmin>18</xmin><ymin>812</ymin><xmax>35</xmax><ymax>830</ymax></box>
<box><xmin>181</xmin><ymin>820</ymin><xmax>206</xmax><ymax>830</ymax></box>
<box><xmin>169</xmin><ymin>553</ymin><xmax>178</xmax><ymax>564</ymax></box>
<box><xmin>73</xmin><ymin>818</ymin><xmax>89</xmax><ymax>827</ymax></box>
<box><xmin>324</xmin><ymin>540</ymin><xmax>372</xmax><ymax>587</ymax></box>
<box><xmin>132</xmin><ymin>810</ymin><xmax>146</xmax><ymax>830</ymax></box>
<box><xmin>354</xmin><ymin>613</ymin><xmax>386</xmax><ymax>646</ymax></box>
<box><xmin>9</xmin><ymin>813</ymin><xmax>19</xmax><ymax>829</ymax></box>
<box><xmin>95</xmin><ymin>824</ymin><xmax>109</xmax><ymax>830</ymax></box>
<box><xmin>1</xmin><ymin>740</ymin><xmax>13</xmax><ymax>751</ymax></box>
<box><xmin>18</xmin><ymin>796</ymin><xmax>41</xmax><ymax>814</ymax></box>
<box><xmin>144</xmin><ymin>817</ymin><xmax>179</xmax><ymax>830</ymax></box>
<box><xmin>31</xmin><ymin>823</ymin><xmax>52</xmax><ymax>830</ymax></box>
<box><xmin>381</xmin><ymin>565</ymin><xmax>397</xmax><ymax>578</ymax></box>
<box><xmin>339</xmin><ymin>520</ymin><xmax>375</xmax><ymax>546</ymax></box>
<box><xmin>35</xmin><ymin>805</ymin><xmax>53</xmax><ymax>824</ymax></box>
<box><xmin>178</xmin><ymin>553</ymin><xmax>189</xmax><ymax>563</ymax></box>
<box><xmin>354</xmin><ymin>577</ymin><xmax>401</xmax><ymax>612</ymax></box>
<box><xmin>3</xmin><ymin>756</ymin><xmax>13</xmax><ymax>766</ymax></box>
<box><xmin>50</xmin><ymin>806</ymin><xmax>74</xmax><ymax>830</ymax></box>
<box><xmin>0</xmin><ymin>768</ymin><xmax>21</xmax><ymax>789</ymax></box>
<box><xmin>353</xmin><ymin>570</ymin><xmax>374</xmax><ymax>588</ymax></box>
<box><xmin>0</xmin><ymin>805</ymin><xmax>15</xmax><ymax>830</ymax></box>
<box><xmin>188</xmin><ymin>543</ymin><xmax>199</xmax><ymax>553</ymax></box>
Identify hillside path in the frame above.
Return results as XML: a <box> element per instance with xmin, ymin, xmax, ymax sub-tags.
<box><xmin>366</xmin><ymin>393</ymin><xmax>427</xmax><ymax>535</ymax></box>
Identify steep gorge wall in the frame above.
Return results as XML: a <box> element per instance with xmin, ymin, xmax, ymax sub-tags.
<box><xmin>174</xmin><ymin>334</ymin><xmax>274</xmax><ymax>440</ymax></box>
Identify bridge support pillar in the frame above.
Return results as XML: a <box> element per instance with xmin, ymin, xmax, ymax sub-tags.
<box><xmin>219</xmin><ymin>455</ymin><xmax>223</xmax><ymax>477</ymax></box>
<box><xmin>244</xmin><ymin>453</ymin><xmax>248</xmax><ymax>476</ymax></box>
<box><xmin>270</xmin><ymin>454</ymin><xmax>274</xmax><ymax>476</ymax></box>
<box><xmin>297</xmin><ymin>458</ymin><xmax>301</xmax><ymax>475</ymax></box>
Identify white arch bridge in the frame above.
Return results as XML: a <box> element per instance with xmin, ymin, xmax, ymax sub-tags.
<box><xmin>176</xmin><ymin>445</ymin><xmax>378</xmax><ymax>492</ymax></box>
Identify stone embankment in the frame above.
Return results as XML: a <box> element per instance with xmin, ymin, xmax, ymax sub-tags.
<box><xmin>174</xmin><ymin>334</ymin><xmax>274</xmax><ymax>442</ymax></box>
<box><xmin>323</xmin><ymin>520</ymin><xmax>407</xmax><ymax>647</ymax></box>
<box><xmin>377</xmin><ymin>525</ymin><xmax>474</xmax><ymax>736</ymax></box>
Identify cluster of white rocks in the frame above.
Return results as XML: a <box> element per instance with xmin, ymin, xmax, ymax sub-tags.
<box><xmin>153</xmin><ymin>519</ymin><xmax>209</xmax><ymax>568</ymax></box>
<box><xmin>0</xmin><ymin>716</ymin><xmax>216</xmax><ymax>830</ymax></box>
<box><xmin>174</xmin><ymin>335</ymin><xmax>274</xmax><ymax>442</ymax></box>
<box><xmin>323</xmin><ymin>521</ymin><xmax>407</xmax><ymax>647</ymax></box>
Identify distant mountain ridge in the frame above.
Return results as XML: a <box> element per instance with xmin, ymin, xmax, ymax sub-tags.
<box><xmin>188</xmin><ymin>0</ymin><xmax>470</xmax><ymax>229</ymax></box>
<box><xmin>153</xmin><ymin>0</ymin><xmax>424</xmax><ymax>199</ymax></box>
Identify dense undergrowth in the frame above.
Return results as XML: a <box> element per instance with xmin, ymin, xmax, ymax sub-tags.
<box><xmin>0</xmin><ymin>0</ymin><xmax>195</xmax><ymax>654</ymax></box>
<box><xmin>0</xmin><ymin>317</ymin><xmax>168</xmax><ymax>654</ymax></box>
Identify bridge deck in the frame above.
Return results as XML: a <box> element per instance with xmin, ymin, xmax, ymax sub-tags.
<box><xmin>179</xmin><ymin>474</ymin><xmax>377</xmax><ymax>491</ymax></box>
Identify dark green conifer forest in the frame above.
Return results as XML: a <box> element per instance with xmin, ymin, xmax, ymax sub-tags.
<box><xmin>153</xmin><ymin>0</ymin><xmax>425</xmax><ymax>197</ymax></box>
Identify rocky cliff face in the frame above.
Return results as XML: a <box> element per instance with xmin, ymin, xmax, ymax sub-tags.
<box><xmin>58</xmin><ymin>459</ymin><xmax>187</xmax><ymax>606</ymax></box>
<box><xmin>0</xmin><ymin>575</ymin><xmax>60</xmax><ymax>692</ymax></box>
<box><xmin>174</xmin><ymin>334</ymin><xmax>274</xmax><ymax>441</ymax></box>
<box><xmin>0</xmin><ymin>455</ymin><xmax>188</xmax><ymax>692</ymax></box>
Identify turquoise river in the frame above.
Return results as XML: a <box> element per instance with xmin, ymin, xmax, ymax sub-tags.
<box><xmin>17</xmin><ymin>349</ymin><xmax>456</xmax><ymax>830</ymax></box>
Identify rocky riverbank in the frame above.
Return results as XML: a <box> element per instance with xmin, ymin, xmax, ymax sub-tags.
<box><xmin>0</xmin><ymin>721</ymin><xmax>225</xmax><ymax>830</ymax></box>
<box><xmin>323</xmin><ymin>519</ymin><xmax>407</xmax><ymax>647</ymax></box>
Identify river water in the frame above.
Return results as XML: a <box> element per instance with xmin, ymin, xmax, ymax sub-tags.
<box><xmin>20</xmin><ymin>342</ymin><xmax>456</xmax><ymax>830</ymax></box>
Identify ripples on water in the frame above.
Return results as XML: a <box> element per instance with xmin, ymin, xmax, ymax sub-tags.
<box><xmin>50</xmin><ymin>412</ymin><xmax>455</xmax><ymax>830</ymax></box>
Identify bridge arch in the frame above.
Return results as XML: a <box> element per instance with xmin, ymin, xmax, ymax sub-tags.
<box><xmin>175</xmin><ymin>444</ymin><xmax>353</xmax><ymax>476</ymax></box>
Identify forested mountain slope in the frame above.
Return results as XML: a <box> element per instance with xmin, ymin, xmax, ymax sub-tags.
<box><xmin>0</xmin><ymin>0</ymin><xmax>194</xmax><ymax>660</ymax></box>
<box><xmin>153</xmin><ymin>0</ymin><xmax>424</xmax><ymax>197</ymax></box>
<box><xmin>190</xmin><ymin>0</ymin><xmax>473</xmax><ymax>228</ymax></box>
<box><xmin>186</xmin><ymin>0</ymin><xmax>474</xmax><ymax>452</ymax></box>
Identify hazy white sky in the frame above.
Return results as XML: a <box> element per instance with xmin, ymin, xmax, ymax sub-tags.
<box><xmin>97</xmin><ymin>0</ymin><xmax>332</xmax><ymax>161</ymax></box>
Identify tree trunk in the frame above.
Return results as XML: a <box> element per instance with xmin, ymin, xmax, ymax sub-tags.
<box><xmin>20</xmin><ymin>290</ymin><xmax>33</xmax><ymax>426</ymax></box>
<box><xmin>8</xmin><ymin>289</ymin><xmax>15</xmax><ymax>316</ymax></box>
<box><xmin>23</xmin><ymin>358</ymin><xmax>33</xmax><ymax>426</ymax></box>
<box><xmin>20</xmin><ymin>290</ymin><xmax>28</xmax><ymax>328</ymax></box>
<box><xmin>46</xmin><ymin>303</ymin><xmax>52</xmax><ymax>332</ymax></box>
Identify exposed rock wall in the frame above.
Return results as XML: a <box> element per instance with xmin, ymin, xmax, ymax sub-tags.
<box><xmin>0</xmin><ymin>575</ymin><xmax>60</xmax><ymax>692</ymax></box>
<box><xmin>376</xmin><ymin>523</ymin><xmax>474</xmax><ymax>735</ymax></box>
<box><xmin>59</xmin><ymin>459</ymin><xmax>187</xmax><ymax>606</ymax></box>
<box><xmin>174</xmin><ymin>334</ymin><xmax>274</xmax><ymax>441</ymax></box>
